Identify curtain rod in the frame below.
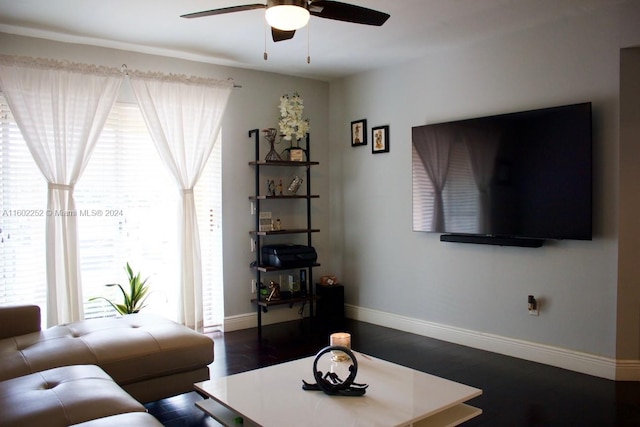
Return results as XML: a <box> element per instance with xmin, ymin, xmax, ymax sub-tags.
<box><xmin>119</xmin><ymin>64</ymin><xmax>242</xmax><ymax>88</ymax></box>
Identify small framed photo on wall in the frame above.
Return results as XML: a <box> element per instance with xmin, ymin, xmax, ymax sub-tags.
<box><xmin>372</xmin><ymin>125</ymin><xmax>390</xmax><ymax>154</ymax></box>
<box><xmin>351</xmin><ymin>119</ymin><xmax>367</xmax><ymax>146</ymax></box>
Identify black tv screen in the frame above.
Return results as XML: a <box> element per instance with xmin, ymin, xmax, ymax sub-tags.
<box><xmin>411</xmin><ymin>102</ymin><xmax>592</xmax><ymax>242</ymax></box>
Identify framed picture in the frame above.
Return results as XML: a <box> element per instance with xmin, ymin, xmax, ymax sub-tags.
<box><xmin>259</xmin><ymin>211</ymin><xmax>273</xmax><ymax>231</ymax></box>
<box><xmin>351</xmin><ymin>119</ymin><xmax>367</xmax><ymax>146</ymax></box>
<box><xmin>372</xmin><ymin>125</ymin><xmax>390</xmax><ymax>154</ymax></box>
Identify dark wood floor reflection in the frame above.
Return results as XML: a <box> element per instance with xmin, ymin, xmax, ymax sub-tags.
<box><xmin>146</xmin><ymin>319</ymin><xmax>640</xmax><ymax>426</ymax></box>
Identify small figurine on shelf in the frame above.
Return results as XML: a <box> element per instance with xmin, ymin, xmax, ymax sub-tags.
<box><xmin>277</xmin><ymin>179</ymin><xmax>283</xmax><ymax>196</ymax></box>
<box><xmin>274</xmin><ymin>219</ymin><xmax>282</xmax><ymax>231</ymax></box>
<box><xmin>267</xmin><ymin>281</ymin><xmax>281</xmax><ymax>301</ymax></box>
<box><xmin>267</xmin><ymin>179</ymin><xmax>276</xmax><ymax>196</ymax></box>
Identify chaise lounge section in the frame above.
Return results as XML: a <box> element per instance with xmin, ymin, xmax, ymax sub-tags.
<box><xmin>0</xmin><ymin>304</ymin><xmax>214</xmax><ymax>403</ymax></box>
<box><xmin>0</xmin><ymin>364</ymin><xmax>163</xmax><ymax>427</ymax></box>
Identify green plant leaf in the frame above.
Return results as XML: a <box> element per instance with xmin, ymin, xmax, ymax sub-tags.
<box><xmin>114</xmin><ymin>303</ymin><xmax>128</xmax><ymax>315</ymax></box>
<box><xmin>90</xmin><ymin>263</ymin><xmax>151</xmax><ymax>315</ymax></box>
<box><xmin>88</xmin><ymin>296</ymin><xmax>124</xmax><ymax>315</ymax></box>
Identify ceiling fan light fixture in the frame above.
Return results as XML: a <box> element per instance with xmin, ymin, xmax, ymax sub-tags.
<box><xmin>265</xmin><ymin>0</ymin><xmax>310</xmax><ymax>31</ymax></box>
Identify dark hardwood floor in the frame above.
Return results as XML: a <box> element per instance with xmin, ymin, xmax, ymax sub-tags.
<box><xmin>146</xmin><ymin>319</ymin><xmax>640</xmax><ymax>426</ymax></box>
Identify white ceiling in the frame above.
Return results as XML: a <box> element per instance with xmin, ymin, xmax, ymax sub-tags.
<box><xmin>0</xmin><ymin>0</ymin><xmax>625</xmax><ymax>81</ymax></box>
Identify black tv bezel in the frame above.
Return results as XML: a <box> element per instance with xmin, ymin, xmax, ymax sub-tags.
<box><xmin>412</xmin><ymin>102</ymin><xmax>593</xmax><ymax>246</ymax></box>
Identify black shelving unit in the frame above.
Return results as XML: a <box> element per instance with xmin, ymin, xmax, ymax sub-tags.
<box><xmin>248</xmin><ymin>129</ymin><xmax>320</xmax><ymax>336</ymax></box>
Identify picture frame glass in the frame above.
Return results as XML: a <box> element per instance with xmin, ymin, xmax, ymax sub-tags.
<box><xmin>351</xmin><ymin>119</ymin><xmax>367</xmax><ymax>146</ymax></box>
<box><xmin>372</xmin><ymin>125</ymin><xmax>389</xmax><ymax>153</ymax></box>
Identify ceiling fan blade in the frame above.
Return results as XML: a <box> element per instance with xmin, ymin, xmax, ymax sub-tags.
<box><xmin>309</xmin><ymin>0</ymin><xmax>390</xmax><ymax>26</ymax></box>
<box><xmin>272</xmin><ymin>27</ymin><xmax>296</xmax><ymax>42</ymax></box>
<box><xmin>181</xmin><ymin>4</ymin><xmax>265</xmax><ymax>19</ymax></box>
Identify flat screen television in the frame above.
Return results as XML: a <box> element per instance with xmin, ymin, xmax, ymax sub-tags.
<box><xmin>411</xmin><ymin>102</ymin><xmax>592</xmax><ymax>246</ymax></box>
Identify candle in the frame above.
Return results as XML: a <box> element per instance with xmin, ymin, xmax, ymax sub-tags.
<box><xmin>330</xmin><ymin>332</ymin><xmax>351</xmax><ymax>349</ymax></box>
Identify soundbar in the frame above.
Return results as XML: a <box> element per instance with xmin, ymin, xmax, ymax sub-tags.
<box><xmin>440</xmin><ymin>234</ymin><xmax>545</xmax><ymax>248</ymax></box>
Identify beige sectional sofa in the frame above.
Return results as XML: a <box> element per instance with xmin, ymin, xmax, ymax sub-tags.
<box><xmin>0</xmin><ymin>364</ymin><xmax>163</xmax><ymax>427</ymax></box>
<box><xmin>0</xmin><ymin>304</ymin><xmax>214</xmax><ymax>425</ymax></box>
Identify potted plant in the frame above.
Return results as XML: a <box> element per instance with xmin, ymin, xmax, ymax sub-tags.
<box><xmin>90</xmin><ymin>263</ymin><xmax>150</xmax><ymax>315</ymax></box>
<box><xmin>278</xmin><ymin>92</ymin><xmax>310</xmax><ymax>160</ymax></box>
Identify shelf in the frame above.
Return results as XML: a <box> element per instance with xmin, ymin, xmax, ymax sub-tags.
<box><xmin>253</xmin><ymin>263</ymin><xmax>321</xmax><ymax>273</ymax></box>
<box><xmin>412</xmin><ymin>403</ymin><xmax>482</xmax><ymax>427</ymax></box>
<box><xmin>251</xmin><ymin>295</ymin><xmax>317</xmax><ymax>308</ymax></box>
<box><xmin>249</xmin><ymin>160</ymin><xmax>319</xmax><ymax>167</ymax></box>
<box><xmin>249</xmin><ymin>129</ymin><xmax>318</xmax><ymax>337</ymax></box>
<box><xmin>249</xmin><ymin>195</ymin><xmax>319</xmax><ymax>200</ymax></box>
<box><xmin>195</xmin><ymin>399</ymin><xmax>259</xmax><ymax>427</ymax></box>
<box><xmin>250</xmin><ymin>228</ymin><xmax>320</xmax><ymax>236</ymax></box>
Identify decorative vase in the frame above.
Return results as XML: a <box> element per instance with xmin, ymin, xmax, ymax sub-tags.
<box><xmin>288</xmin><ymin>175</ymin><xmax>303</xmax><ymax>193</ymax></box>
<box><xmin>281</xmin><ymin>136</ymin><xmax>308</xmax><ymax>161</ymax></box>
<box><xmin>263</xmin><ymin>128</ymin><xmax>281</xmax><ymax>161</ymax></box>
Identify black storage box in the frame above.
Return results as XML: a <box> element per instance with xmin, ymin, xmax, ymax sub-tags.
<box><xmin>316</xmin><ymin>283</ymin><xmax>345</xmax><ymax>330</ymax></box>
<box><xmin>262</xmin><ymin>244</ymin><xmax>317</xmax><ymax>268</ymax></box>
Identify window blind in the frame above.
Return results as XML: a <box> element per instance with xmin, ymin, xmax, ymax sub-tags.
<box><xmin>0</xmin><ymin>97</ymin><xmax>223</xmax><ymax>329</ymax></box>
<box><xmin>0</xmin><ymin>97</ymin><xmax>48</xmax><ymax>319</ymax></box>
<box><xmin>412</xmin><ymin>144</ymin><xmax>434</xmax><ymax>231</ymax></box>
<box><xmin>444</xmin><ymin>142</ymin><xmax>479</xmax><ymax>232</ymax></box>
<box><xmin>412</xmin><ymin>142</ymin><xmax>479</xmax><ymax>233</ymax></box>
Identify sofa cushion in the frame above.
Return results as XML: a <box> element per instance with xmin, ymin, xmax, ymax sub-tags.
<box><xmin>0</xmin><ymin>314</ymin><xmax>214</xmax><ymax>387</ymax></box>
<box><xmin>0</xmin><ymin>365</ymin><xmax>146</xmax><ymax>427</ymax></box>
<box><xmin>70</xmin><ymin>412</ymin><xmax>164</xmax><ymax>427</ymax></box>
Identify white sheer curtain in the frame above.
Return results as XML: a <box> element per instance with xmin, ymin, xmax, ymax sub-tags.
<box><xmin>462</xmin><ymin>127</ymin><xmax>500</xmax><ymax>234</ymax></box>
<box><xmin>412</xmin><ymin>124</ymin><xmax>454</xmax><ymax>232</ymax></box>
<box><xmin>129</xmin><ymin>72</ymin><xmax>232</xmax><ymax>331</ymax></box>
<box><xmin>0</xmin><ymin>55</ymin><xmax>122</xmax><ymax>326</ymax></box>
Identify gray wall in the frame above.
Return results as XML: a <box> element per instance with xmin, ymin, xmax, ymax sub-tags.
<box><xmin>329</xmin><ymin>2</ymin><xmax>640</xmax><ymax>359</ymax></box>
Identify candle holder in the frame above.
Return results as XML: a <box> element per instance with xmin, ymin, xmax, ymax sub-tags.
<box><xmin>263</xmin><ymin>128</ymin><xmax>282</xmax><ymax>161</ymax></box>
<box><xmin>329</xmin><ymin>332</ymin><xmax>351</xmax><ymax>362</ymax></box>
<box><xmin>301</xmin><ymin>345</ymin><xmax>368</xmax><ymax>396</ymax></box>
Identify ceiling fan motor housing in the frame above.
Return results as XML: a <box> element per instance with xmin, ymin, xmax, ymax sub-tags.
<box><xmin>267</xmin><ymin>0</ymin><xmax>309</xmax><ymax>8</ymax></box>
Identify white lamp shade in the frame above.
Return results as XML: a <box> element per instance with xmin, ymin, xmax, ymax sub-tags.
<box><xmin>265</xmin><ymin>5</ymin><xmax>310</xmax><ymax>31</ymax></box>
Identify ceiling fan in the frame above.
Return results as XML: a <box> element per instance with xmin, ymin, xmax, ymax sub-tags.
<box><xmin>181</xmin><ymin>0</ymin><xmax>390</xmax><ymax>43</ymax></box>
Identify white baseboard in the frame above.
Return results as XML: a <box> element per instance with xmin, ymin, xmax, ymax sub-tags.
<box><xmin>222</xmin><ymin>304</ymin><xmax>640</xmax><ymax>380</ymax></box>
<box><xmin>224</xmin><ymin>305</ymin><xmax>310</xmax><ymax>332</ymax></box>
<box><xmin>345</xmin><ymin>304</ymin><xmax>640</xmax><ymax>381</ymax></box>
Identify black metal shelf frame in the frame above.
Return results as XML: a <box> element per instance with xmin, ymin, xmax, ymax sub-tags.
<box><xmin>248</xmin><ymin>129</ymin><xmax>318</xmax><ymax>336</ymax></box>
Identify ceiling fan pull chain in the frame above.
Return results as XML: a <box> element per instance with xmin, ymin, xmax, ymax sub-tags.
<box><xmin>307</xmin><ymin>20</ymin><xmax>311</xmax><ymax>64</ymax></box>
<box><xmin>264</xmin><ymin>18</ymin><xmax>268</xmax><ymax>61</ymax></box>
<box><xmin>179</xmin><ymin>1</ymin><xmax>389</xmax><ymax>63</ymax></box>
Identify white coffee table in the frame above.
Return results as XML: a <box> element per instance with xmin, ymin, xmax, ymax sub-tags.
<box><xmin>195</xmin><ymin>352</ymin><xmax>482</xmax><ymax>427</ymax></box>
